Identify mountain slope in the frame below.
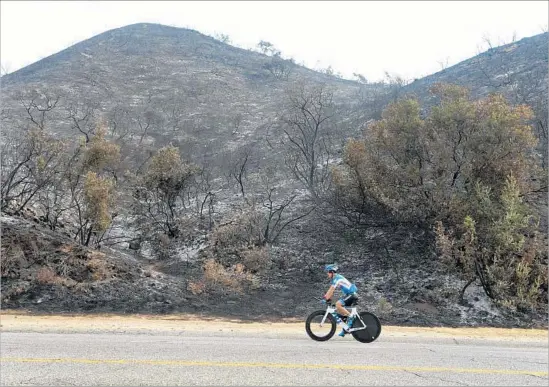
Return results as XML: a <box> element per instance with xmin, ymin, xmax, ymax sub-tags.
<box><xmin>2</xmin><ymin>25</ymin><xmax>546</xmax><ymax>169</ymax></box>
<box><xmin>1</xmin><ymin>24</ymin><xmax>547</xmax><ymax>328</ymax></box>
<box><xmin>405</xmin><ymin>33</ymin><xmax>548</xmax><ymax>101</ymax></box>
<box><xmin>1</xmin><ymin>23</ymin><xmax>364</xmax><ymax>167</ymax></box>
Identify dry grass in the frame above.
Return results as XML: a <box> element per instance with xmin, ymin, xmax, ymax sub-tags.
<box><xmin>376</xmin><ymin>297</ymin><xmax>393</xmax><ymax>317</ymax></box>
<box><xmin>0</xmin><ymin>244</ymin><xmax>26</xmax><ymax>278</ymax></box>
<box><xmin>35</xmin><ymin>267</ymin><xmax>60</xmax><ymax>285</ymax></box>
<box><xmin>57</xmin><ymin>244</ymin><xmax>74</xmax><ymax>253</ymax></box>
<box><xmin>199</xmin><ymin>258</ymin><xmax>260</xmax><ymax>294</ymax></box>
<box><xmin>86</xmin><ymin>252</ymin><xmax>111</xmax><ymax>281</ymax></box>
<box><xmin>241</xmin><ymin>246</ymin><xmax>271</xmax><ymax>274</ymax></box>
<box><xmin>87</xmin><ymin>259</ymin><xmax>111</xmax><ymax>281</ymax></box>
<box><xmin>203</xmin><ymin>259</ymin><xmax>243</xmax><ymax>293</ymax></box>
<box><xmin>187</xmin><ymin>280</ymin><xmax>206</xmax><ymax>295</ymax></box>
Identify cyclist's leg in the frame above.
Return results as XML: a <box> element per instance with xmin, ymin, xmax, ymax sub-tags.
<box><xmin>336</xmin><ymin>295</ymin><xmax>352</xmax><ymax>317</ymax></box>
<box><xmin>336</xmin><ymin>295</ymin><xmax>354</xmax><ymax>336</ymax></box>
<box><xmin>342</xmin><ymin>294</ymin><xmax>358</xmax><ymax>325</ymax></box>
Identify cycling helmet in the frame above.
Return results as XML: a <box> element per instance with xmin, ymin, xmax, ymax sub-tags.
<box><xmin>324</xmin><ymin>264</ymin><xmax>338</xmax><ymax>273</ymax></box>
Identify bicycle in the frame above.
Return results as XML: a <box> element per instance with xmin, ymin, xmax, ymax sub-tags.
<box><xmin>305</xmin><ymin>298</ymin><xmax>382</xmax><ymax>343</ymax></box>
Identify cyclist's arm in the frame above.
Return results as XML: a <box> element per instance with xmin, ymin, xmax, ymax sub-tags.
<box><xmin>324</xmin><ymin>285</ymin><xmax>336</xmax><ymax>301</ymax></box>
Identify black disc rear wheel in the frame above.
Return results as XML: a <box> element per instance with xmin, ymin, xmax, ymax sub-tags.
<box><xmin>305</xmin><ymin>310</ymin><xmax>337</xmax><ymax>341</ymax></box>
<box><xmin>351</xmin><ymin>312</ymin><xmax>381</xmax><ymax>343</ymax></box>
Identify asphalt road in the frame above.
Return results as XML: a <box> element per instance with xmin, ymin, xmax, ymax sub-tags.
<box><xmin>1</xmin><ymin>331</ymin><xmax>547</xmax><ymax>386</ymax></box>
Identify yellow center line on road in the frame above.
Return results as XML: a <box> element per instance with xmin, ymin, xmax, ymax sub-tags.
<box><xmin>1</xmin><ymin>357</ymin><xmax>547</xmax><ymax>377</ymax></box>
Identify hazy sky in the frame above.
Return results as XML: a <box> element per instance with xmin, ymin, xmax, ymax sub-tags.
<box><xmin>1</xmin><ymin>1</ymin><xmax>547</xmax><ymax>81</ymax></box>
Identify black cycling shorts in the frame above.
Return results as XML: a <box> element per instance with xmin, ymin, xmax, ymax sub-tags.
<box><xmin>339</xmin><ymin>293</ymin><xmax>359</xmax><ymax>306</ymax></box>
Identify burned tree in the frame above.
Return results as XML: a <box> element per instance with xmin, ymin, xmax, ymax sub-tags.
<box><xmin>278</xmin><ymin>82</ymin><xmax>338</xmax><ymax>199</ymax></box>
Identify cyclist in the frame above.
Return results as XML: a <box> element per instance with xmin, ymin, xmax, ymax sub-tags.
<box><xmin>323</xmin><ymin>264</ymin><xmax>359</xmax><ymax>337</ymax></box>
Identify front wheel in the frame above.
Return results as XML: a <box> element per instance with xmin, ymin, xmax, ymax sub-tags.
<box><xmin>305</xmin><ymin>310</ymin><xmax>337</xmax><ymax>341</ymax></box>
<box><xmin>351</xmin><ymin>312</ymin><xmax>382</xmax><ymax>343</ymax></box>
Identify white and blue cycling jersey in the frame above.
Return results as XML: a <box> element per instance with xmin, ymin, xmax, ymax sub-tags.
<box><xmin>331</xmin><ymin>274</ymin><xmax>358</xmax><ymax>295</ymax></box>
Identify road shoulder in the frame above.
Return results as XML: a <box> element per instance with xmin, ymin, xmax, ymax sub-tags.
<box><xmin>1</xmin><ymin>311</ymin><xmax>547</xmax><ymax>346</ymax></box>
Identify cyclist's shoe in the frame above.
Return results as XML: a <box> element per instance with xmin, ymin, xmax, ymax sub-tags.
<box><xmin>347</xmin><ymin>317</ymin><xmax>354</xmax><ymax>327</ymax></box>
<box><xmin>338</xmin><ymin>324</ymin><xmax>351</xmax><ymax>337</ymax></box>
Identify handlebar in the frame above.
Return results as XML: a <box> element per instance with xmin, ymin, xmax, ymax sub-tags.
<box><xmin>318</xmin><ymin>297</ymin><xmax>336</xmax><ymax>307</ymax></box>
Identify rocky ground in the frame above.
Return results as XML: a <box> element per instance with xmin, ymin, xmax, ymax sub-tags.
<box><xmin>1</xmin><ymin>213</ymin><xmax>547</xmax><ymax>329</ymax></box>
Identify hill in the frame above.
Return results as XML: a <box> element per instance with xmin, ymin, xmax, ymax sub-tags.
<box><xmin>1</xmin><ymin>23</ymin><xmax>366</xmax><ymax>168</ymax></box>
<box><xmin>1</xmin><ymin>24</ymin><xmax>547</xmax><ymax>328</ymax></box>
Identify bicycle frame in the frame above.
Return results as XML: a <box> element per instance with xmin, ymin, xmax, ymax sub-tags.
<box><xmin>320</xmin><ymin>304</ymin><xmax>367</xmax><ymax>333</ymax></box>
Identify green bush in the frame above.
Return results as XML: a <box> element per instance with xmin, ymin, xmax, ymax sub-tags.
<box><xmin>334</xmin><ymin>83</ymin><xmax>547</xmax><ymax>310</ymax></box>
